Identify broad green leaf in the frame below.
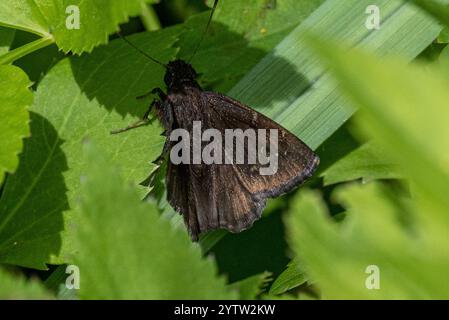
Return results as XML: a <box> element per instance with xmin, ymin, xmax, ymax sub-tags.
<box><xmin>0</xmin><ymin>65</ymin><xmax>32</xmax><ymax>185</ymax></box>
<box><xmin>228</xmin><ymin>272</ymin><xmax>272</xmax><ymax>299</ymax></box>
<box><xmin>74</xmin><ymin>142</ymin><xmax>235</xmax><ymax>299</ymax></box>
<box><xmin>0</xmin><ymin>0</ymin><xmax>157</xmax><ymax>54</ymax></box>
<box><xmin>287</xmin><ymin>184</ymin><xmax>449</xmax><ymax>299</ymax></box>
<box><xmin>0</xmin><ymin>267</ymin><xmax>52</xmax><ymax>299</ymax></box>
<box><xmin>0</xmin><ymin>27</ymin><xmax>15</xmax><ymax>55</ymax></box>
<box><xmin>0</xmin><ymin>29</ymin><xmax>178</xmax><ymax>269</ymax></box>
<box><xmin>49</xmin><ymin>0</ymin><xmax>157</xmax><ymax>54</ymax></box>
<box><xmin>200</xmin><ymin>0</ymin><xmax>442</xmax><ymax>251</ymax></box>
<box><xmin>321</xmin><ymin>142</ymin><xmax>402</xmax><ymax>186</ymax></box>
<box><xmin>0</xmin><ymin>0</ymin><xmax>49</xmax><ymax>37</ymax></box>
<box><xmin>269</xmin><ymin>260</ymin><xmax>307</xmax><ymax>295</ymax></box>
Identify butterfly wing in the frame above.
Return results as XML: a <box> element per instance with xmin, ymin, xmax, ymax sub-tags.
<box><xmin>166</xmin><ymin>91</ymin><xmax>319</xmax><ymax>240</ymax></box>
<box><xmin>205</xmin><ymin>92</ymin><xmax>319</xmax><ymax>198</ymax></box>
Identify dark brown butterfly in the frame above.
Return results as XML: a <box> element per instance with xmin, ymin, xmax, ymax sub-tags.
<box><xmin>113</xmin><ymin>0</ymin><xmax>319</xmax><ymax>241</ymax></box>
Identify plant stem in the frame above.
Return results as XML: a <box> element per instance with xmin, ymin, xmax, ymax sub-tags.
<box><xmin>140</xmin><ymin>4</ymin><xmax>161</xmax><ymax>31</ymax></box>
<box><xmin>0</xmin><ymin>35</ymin><xmax>54</xmax><ymax>65</ymax></box>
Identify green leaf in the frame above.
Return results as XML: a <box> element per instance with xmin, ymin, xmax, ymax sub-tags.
<box><xmin>200</xmin><ymin>0</ymin><xmax>442</xmax><ymax>251</ymax></box>
<box><xmin>0</xmin><ymin>65</ymin><xmax>32</xmax><ymax>185</ymax></box>
<box><xmin>0</xmin><ymin>267</ymin><xmax>52</xmax><ymax>299</ymax></box>
<box><xmin>0</xmin><ymin>29</ymin><xmax>178</xmax><ymax>269</ymax></box>
<box><xmin>228</xmin><ymin>272</ymin><xmax>272</xmax><ymax>299</ymax></box>
<box><xmin>0</xmin><ymin>0</ymin><xmax>50</xmax><ymax>37</ymax></box>
<box><xmin>408</xmin><ymin>0</ymin><xmax>449</xmax><ymax>29</ymax></box>
<box><xmin>74</xmin><ymin>142</ymin><xmax>235</xmax><ymax>299</ymax></box>
<box><xmin>269</xmin><ymin>260</ymin><xmax>307</xmax><ymax>295</ymax></box>
<box><xmin>287</xmin><ymin>184</ymin><xmax>449</xmax><ymax>299</ymax></box>
<box><xmin>50</xmin><ymin>0</ymin><xmax>157</xmax><ymax>54</ymax></box>
<box><xmin>321</xmin><ymin>142</ymin><xmax>402</xmax><ymax>186</ymax></box>
<box><xmin>0</xmin><ymin>0</ymin><xmax>157</xmax><ymax>55</ymax></box>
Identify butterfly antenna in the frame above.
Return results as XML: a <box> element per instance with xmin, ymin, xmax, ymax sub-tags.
<box><xmin>188</xmin><ymin>0</ymin><xmax>219</xmax><ymax>62</ymax></box>
<box><xmin>117</xmin><ymin>32</ymin><xmax>166</xmax><ymax>68</ymax></box>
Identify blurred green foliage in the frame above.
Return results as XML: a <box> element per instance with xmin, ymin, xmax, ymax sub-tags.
<box><xmin>286</xmin><ymin>30</ymin><xmax>449</xmax><ymax>299</ymax></box>
<box><xmin>0</xmin><ymin>0</ymin><xmax>448</xmax><ymax>300</ymax></box>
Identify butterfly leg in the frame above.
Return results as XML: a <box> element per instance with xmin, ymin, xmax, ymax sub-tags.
<box><xmin>110</xmin><ymin>99</ymin><xmax>160</xmax><ymax>134</ymax></box>
<box><xmin>152</xmin><ymin>100</ymin><xmax>175</xmax><ymax>165</ymax></box>
<box><xmin>136</xmin><ymin>87</ymin><xmax>167</xmax><ymax>101</ymax></box>
<box><xmin>151</xmin><ymin>88</ymin><xmax>167</xmax><ymax>100</ymax></box>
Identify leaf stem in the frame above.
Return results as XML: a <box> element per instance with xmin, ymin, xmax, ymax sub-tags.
<box><xmin>140</xmin><ymin>4</ymin><xmax>161</xmax><ymax>31</ymax></box>
<box><xmin>0</xmin><ymin>35</ymin><xmax>54</xmax><ymax>65</ymax></box>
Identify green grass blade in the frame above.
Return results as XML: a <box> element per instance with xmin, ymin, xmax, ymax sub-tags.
<box><xmin>231</xmin><ymin>0</ymin><xmax>442</xmax><ymax>149</ymax></box>
<box><xmin>408</xmin><ymin>0</ymin><xmax>449</xmax><ymax>28</ymax></box>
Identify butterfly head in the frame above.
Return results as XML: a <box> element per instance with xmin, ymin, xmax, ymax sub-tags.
<box><xmin>165</xmin><ymin>59</ymin><xmax>198</xmax><ymax>88</ymax></box>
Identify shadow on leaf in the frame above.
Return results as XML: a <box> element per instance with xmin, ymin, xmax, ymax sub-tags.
<box><xmin>0</xmin><ymin>112</ymin><xmax>68</xmax><ymax>269</ymax></box>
